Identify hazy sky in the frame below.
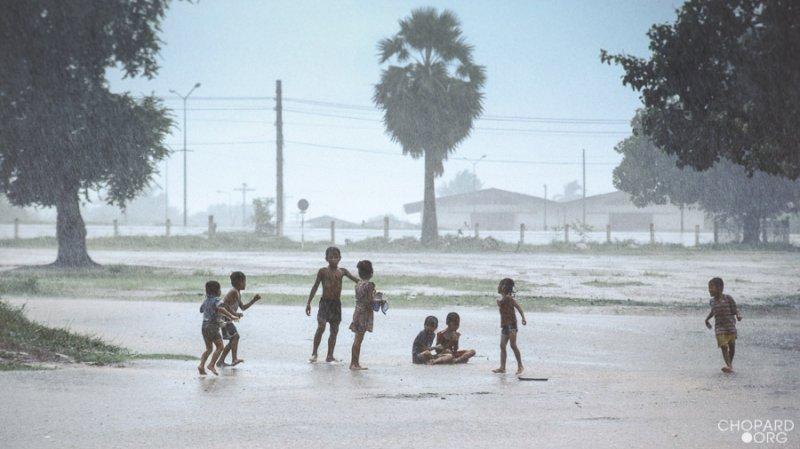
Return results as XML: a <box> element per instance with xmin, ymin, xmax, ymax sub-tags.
<box><xmin>109</xmin><ymin>0</ymin><xmax>682</xmax><ymax>224</ymax></box>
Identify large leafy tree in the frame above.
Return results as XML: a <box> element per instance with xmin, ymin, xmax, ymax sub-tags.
<box><xmin>601</xmin><ymin>0</ymin><xmax>800</xmax><ymax>179</ymax></box>
<box><xmin>437</xmin><ymin>169</ymin><xmax>482</xmax><ymax>197</ymax></box>
<box><xmin>374</xmin><ymin>8</ymin><xmax>485</xmax><ymax>244</ymax></box>
<box><xmin>0</xmin><ymin>1</ymin><xmax>173</xmax><ymax>266</ymax></box>
<box><xmin>614</xmin><ymin>114</ymin><xmax>800</xmax><ymax>243</ymax></box>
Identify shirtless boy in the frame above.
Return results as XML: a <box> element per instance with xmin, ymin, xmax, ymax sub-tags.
<box><xmin>217</xmin><ymin>271</ymin><xmax>261</xmax><ymax>368</ymax></box>
<box><xmin>305</xmin><ymin>247</ymin><xmax>359</xmax><ymax>362</ymax></box>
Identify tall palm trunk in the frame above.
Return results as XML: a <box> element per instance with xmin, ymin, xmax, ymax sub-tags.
<box><xmin>740</xmin><ymin>212</ymin><xmax>761</xmax><ymax>244</ymax></box>
<box><xmin>421</xmin><ymin>149</ymin><xmax>438</xmax><ymax>245</ymax></box>
<box><xmin>54</xmin><ymin>184</ymin><xmax>95</xmax><ymax>267</ymax></box>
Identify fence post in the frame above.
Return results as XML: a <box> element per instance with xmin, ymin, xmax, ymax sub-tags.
<box><xmin>330</xmin><ymin>220</ymin><xmax>336</xmax><ymax>244</ymax></box>
<box><xmin>166</xmin><ymin>219</ymin><xmax>171</xmax><ymax>237</ymax></box>
<box><xmin>383</xmin><ymin>215</ymin><xmax>389</xmax><ymax>240</ymax></box>
<box><xmin>474</xmin><ymin>223</ymin><xmax>480</xmax><ymax>238</ymax></box>
<box><xmin>785</xmin><ymin>219</ymin><xmax>791</xmax><ymax>244</ymax></box>
<box><xmin>761</xmin><ymin>219</ymin><xmax>768</xmax><ymax>243</ymax></box>
<box><xmin>694</xmin><ymin>224</ymin><xmax>700</xmax><ymax>246</ymax></box>
<box><xmin>564</xmin><ymin>224</ymin><xmax>570</xmax><ymax>243</ymax></box>
<box><xmin>519</xmin><ymin>223</ymin><xmax>525</xmax><ymax>245</ymax></box>
<box><xmin>14</xmin><ymin>218</ymin><xmax>19</xmax><ymax>240</ymax></box>
<box><xmin>649</xmin><ymin>223</ymin><xmax>655</xmax><ymax>245</ymax></box>
<box><xmin>208</xmin><ymin>215</ymin><xmax>216</xmax><ymax>239</ymax></box>
<box><xmin>606</xmin><ymin>224</ymin><xmax>611</xmax><ymax>243</ymax></box>
<box><xmin>713</xmin><ymin>220</ymin><xmax>719</xmax><ymax>244</ymax></box>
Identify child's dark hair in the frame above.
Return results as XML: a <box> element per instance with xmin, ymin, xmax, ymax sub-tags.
<box><xmin>709</xmin><ymin>277</ymin><xmax>724</xmax><ymax>290</ymax></box>
<box><xmin>424</xmin><ymin>315</ymin><xmax>438</xmax><ymax>328</ymax></box>
<box><xmin>499</xmin><ymin>278</ymin><xmax>516</xmax><ymax>295</ymax></box>
<box><xmin>357</xmin><ymin>260</ymin><xmax>373</xmax><ymax>278</ymax></box>
<box><xmin>205</xmin><ymin>280</ymin><xmax>221</xmax><ymax>296</ymax></box>
<box><xmin>230</xmin><ymin>271</ymin><xmax>246</xmax><ymax>285</ymax></box>
<box><xmin>325</xmin><ymin>246</ymin><xmax>341</xmax><ymax>258</ymax></box>
<box><xmin>446</xmin><ymin>312</ymin><xmax>460</xmax><ymax>326</ymax></box>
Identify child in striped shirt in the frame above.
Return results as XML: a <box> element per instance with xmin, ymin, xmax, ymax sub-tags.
<box><xmin>704</xmin><ymin>277</ymin><xmax>742</xmax><ymax>373</ymax></box>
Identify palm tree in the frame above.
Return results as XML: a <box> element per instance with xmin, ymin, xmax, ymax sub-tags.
<box><xmin>374</xmin><ymin>8</ymin><xmax>485</xmax><ymax>244</ymax></box>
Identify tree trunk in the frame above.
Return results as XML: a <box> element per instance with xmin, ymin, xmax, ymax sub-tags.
<box><xmin>54</xmin><ymin>186</ymin><xmax>96</xmax><ymax>267</ymax></box>
<box><xmin>420</xmin><ymin>150</ymin><xmax>439</xmax><ymax>245</ymax></box>
<box><xmin>741</xmin><ymin>213</ymin><xmax>761</xmax><ymax>245</ymax></box>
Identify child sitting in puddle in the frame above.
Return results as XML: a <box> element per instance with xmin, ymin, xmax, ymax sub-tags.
<box><xmin>436</xmin><ymin>312</ymin><xmax>476</xmax><ymax>364</ymax></box>
<box><xmin>412</xmin><ymin>316</ymin><xmax>453</xmax><ymax>365</ymax></box>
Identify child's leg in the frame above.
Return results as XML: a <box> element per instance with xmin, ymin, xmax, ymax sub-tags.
<box><xmin>350</xmin><ymin>331</ymin><xmax>365</xmax><ymax>369</ymax></box>
<box><xmin>430</xmin><ymin>353</ymin><xmax>454</xmax><ymax>365</ymax></box>
<box><xmin>454</xmin><ymin>349</ymin><xmax>476</xmax><ymax>364</ymax></box>
<box><xmin>207</xmin><ymin>338</ymin><xmax>224</xmax><ymax>375</ymax></box>
<box><xmin>326</xmin><ymin>322</ymin><xmax>340</xmax><ymax>362</ymax></box>
<box><xmin>217</xmin><ymin>341</ymin><xmax>232</xmax><ymax>367</ymax></box>
<box><xmin>493</xmin><ymin>334</ymin><xmax>509</xmax><ymax>373</ymax></box>
<box><xmin>720</xmin><ymin>345</ymin><xmax>732</xmax><ymax>371</ymax></box>
<box><xmin>198</xmin><ymin>338</ymin><xmax>213</xmax><ymax>375</ymax></box>
<box><xmin>311</xmin><ymin>319</ymin><xmax>326</xmax><ymax>360</ymax></box>
<box><xmin>230</xmin><ymin>334</ymin><xmax>243</xmax><ymax>364</ymax></box>
<box><xmin>728</xmin><ymin>340</ymin><xmax>735</xmax><ymax>365</ymax></box>
<box><xmin>509</xmin><ymin>331</ymin><xmax>524</xmax><ymax>374</ymax></box>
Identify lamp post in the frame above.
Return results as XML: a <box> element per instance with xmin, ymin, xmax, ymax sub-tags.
<box><xmin>469</xmin><ymin>154</ymin><xmax>487</xmax><ymax>192</ymax></box>
<box><xmin>169</xmin><ymin>82</ymin><xmax>201</xmax><ymax>227</ymax></box>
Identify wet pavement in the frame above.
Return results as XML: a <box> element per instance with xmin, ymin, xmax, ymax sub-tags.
<box><xmin>1</xmin><ymin>298</ymin><xmax>798</xmax><ymax>448</ymax></box>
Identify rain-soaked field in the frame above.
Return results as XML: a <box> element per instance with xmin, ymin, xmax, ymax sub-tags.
<box><xmin>1</xmin><ymin>248</ymin><xmax>799</xmax><ymax>448</ymax></box>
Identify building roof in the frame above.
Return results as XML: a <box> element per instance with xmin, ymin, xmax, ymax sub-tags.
<box><xmin>403</xmin><ymin>188</ymin><xmax>552</xmax><ymax>214</ymax></box>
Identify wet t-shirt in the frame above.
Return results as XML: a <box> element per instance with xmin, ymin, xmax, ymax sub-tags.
<box><xmin>412</xmin><ymin>330</ymin><xmax>434</xmax><ymax>359</ymax></box>
<box><xmin>200</xmin><ymin>296</ymin><xmax>222</xmax><ymax>323</ymax></box>
<box><xmin>710</xmin><ymin>294</ymin><xmax>738</xmax><ymax>335</ymax></box>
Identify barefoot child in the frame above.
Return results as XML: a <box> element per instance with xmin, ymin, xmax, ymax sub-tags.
<box><xmin>305</xmin><ymin>247</ymin><xmax>359</xmax><ymax>362</ymax></box>
<box><xmin>436</xmin><ymin>312</ymin><xmax>476</xmax><ymax>364</ymax></box>
<box><xmin>198</xmin><ymin>281</ymin><xmax>239</xmax><ymax>376</ymax></box>
<box><xmin>348</xmin><ymin>260</ymin><xmax>385</xmax><ymax>370</ymax></box>
<box><xmin>493</xmin><ymin>278</ymin><xmax>527</xmax><ymax>375</ymax></box>
<box><xmin>704</xmin><ymin>277</ymin><xmax>742</xmax><ymax>373</ymax></box>
<box><xmin>412</xmin><ymin>316</ymin><xmax>454</xmax><ymax>365</ymax></box>
<box><xmin>217</xmin><ymin>271</ymin><xmax>261</xmax><ymax>368</ymax></box>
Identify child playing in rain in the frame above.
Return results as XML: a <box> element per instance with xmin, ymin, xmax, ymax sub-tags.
<box><xmin>198</xmin><ymin>280</ymin><xmax>239</xmax><ymax>376</ymax></box>
<box><xmin>348</xmin><ymin>260</ymin><xmax>385</xmax><ymax>370</ymax></box>
<box><xmin>436</xmin><ymin>312</ymin><xmax>476</xmax><ymax>364</ymax></box>
<box><xmin>412</xmin><ymin>316</ymin><xmax>453</xmax><ymax>365</ymax></box>
<box><xmin>705</xmin><ymin>277</ymin><xmax>742</xmax><ymax>373</ymax></box>
<box><xmin>217</xmin><ymin>271</ymin><xmax>261</xmax><ymax>368</ymax></box>
<box><xmin>305</xmin><ymin>247</ymin><xmax>359</xmax><ymax>363</ymax></box>
<box><xmin>493</xmin><ymin>278</ymin><xmax>527</xmax><ymax>375</ymax></box>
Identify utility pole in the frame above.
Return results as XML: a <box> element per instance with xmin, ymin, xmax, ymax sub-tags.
<box><xmin>234</xmin><ymin>183</ymin><xmax>255</xmax><ymax>228</ymax></box>
<box><xmin>164</xmin><ymin>158</ymin><xmax>169</xmax><ymax>223</ymax></box>
<box><xmin>582</xmin><ymin>148</ymin><xmax>586</xmax><ymax>226</ymax></box>
<box><xmin>543</xmin><ymin>184</ymin><xmax>548</xmax><ymax>230</ymax></box>
<box><xmin>470</xmin><ymin>154</ymin><xmax>487</xmax><ymax>192</ymax></box>
<box><xmin>170</xmin><ymin>82</ymin><xmax>201</xmax><ymax>227</ymax></box>
<box><xmin>275</xmin><ymin>80</ymin><xmax>284</xmax><ymax>237</ymax></box>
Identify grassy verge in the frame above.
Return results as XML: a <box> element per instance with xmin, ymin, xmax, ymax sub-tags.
<box><xmin>1</xmin><ymin>232</ymin><xmax>797</xmax><ymax>254</ymax></box>
<box><xmin>0</xmin><ymin>300</ymin><xmax>196</xmax><ymax>371</ymax></box>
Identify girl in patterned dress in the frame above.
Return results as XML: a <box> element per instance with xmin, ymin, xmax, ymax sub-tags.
<box><xmin>349</xmin><ymin>260</ymin><xmax>384</xmax><ymax>370</ymax></box>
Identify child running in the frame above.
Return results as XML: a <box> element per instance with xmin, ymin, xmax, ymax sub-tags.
<box><xmin>217</xmin><ymin>271</ymin><xmax>261</xmax><ymax>368</ymax></box>
<box><xmin>705</xmin><ymin>277</ymin><xmax>742</xmax><ymax>373</ymax></box>
<box><xmin>305</xmin><ymin>247</ymin><xmax>359</xmax><ymax>362</ymax></box>
<box><xmin>493</xmin><ymin>278</ymin><xmax>527</xmax><ymax>375</ymax></box>
<box><xmin>198</xmin><ymin>280</ymin><xmax>239</xmax><ymax>376</ymax></box>
<box><xmin>436</xmin><ymin>312</ymin><xmax>476</xmax><ymax>364</ymax></box>
<box><xmin>348</xmin><ymin>260</ymin><xmax>385</xmax><ymax>370</ymax></box>
<box><xmin>412</xmin><ymin>316</ymin><xmax>453</xmax><ymax>365</ymax></box>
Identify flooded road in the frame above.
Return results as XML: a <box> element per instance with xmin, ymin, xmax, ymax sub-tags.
<box><xmin>1</xmin><ymin>298</ymin><xmax>798</xmax><ymax>448</ymax></box>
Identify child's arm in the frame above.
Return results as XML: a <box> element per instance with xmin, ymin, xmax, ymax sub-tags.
<box><xmin>216</xmin><ymin>306</ymin><xmax>239</xmax><ymax>321</ymax></box>
<box><xmin>341</xmin><ymin>268</ymin><xmax>360</xmax><ymax>283</ymax></box>
<box><xmin>705</xmin><ymin>308</ymin><xmax>714</xmax><ymax>329</ymax></box>
<box><xmin>305</xmin><ymin>270</ymin><xmax>323</xmax><ymax>316</ymax></box>
<box><xmin>240</xmin><ymin>294</ymin><xmax>261</xmax><ymax>310</ymax></box>
<box><xmin>513</xmin><ymin>298</ymin><xmax>527</xmax><ymax>325</ymax></box>
<box><xmin>731</xmin><ymin>297</ymin><xmax>742</xmax><ymax>321</ymax></box>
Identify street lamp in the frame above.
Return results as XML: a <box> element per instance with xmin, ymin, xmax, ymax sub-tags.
<box><xmin>169</xmin><ymin>82</ymin><xmax>201</xmax><ymax>227</ymax></box>
<box><xmin>468</xmin><ymin>154</ymin><xmax>487</xmax><ymax>192</ymax></box>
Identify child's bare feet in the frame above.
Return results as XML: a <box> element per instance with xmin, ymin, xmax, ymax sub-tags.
<box><xmin>350</xmin><ymin>365</ymin><xmax>368</xmax><ymax>370</ymax></box>
<box><xmin>198</xmin><ymin>366</ymin><xmax>206</xmax><ymax>375</ymax></box>
<box><xmin>492</xmin><ymin>367</ymin><xmax>506</xmax><ymax>373</ymax></box>
<box><xmin>216</xmin><ymin>360</ymin><xmax>229</xmax><ymax>368</ymax></box>
<box><xmin>516</xmin><ymin>366</ymin><xmax>525</xmax><ymax>376</ymax></box>
<box><xmin>326</xmin><ymin>356</ymin><xmax>338</xmax><ymax>363</ymax></box>
<box><xmin>207</xmin><ymin>365</ymin><xmax>219</xmax><ymax>376</ymax></box>
<box><xmin>308</xmin><ymin>354</ymin><xmax>318</xmax><ymax>363</ymax></box>
<box><xmin>231</xmin><ymin>359</ymin><xmax>244</xmax><ymax>366</ymax></box>
<box><xmin>721</xmin><ymin>366</ymin><xmax>733</xmax><ymax>373</ymax></box>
